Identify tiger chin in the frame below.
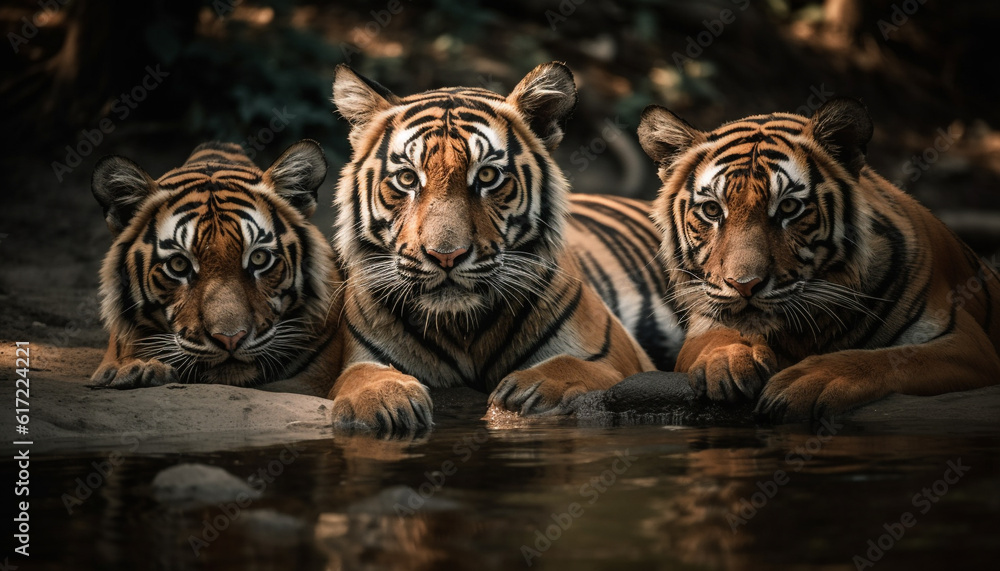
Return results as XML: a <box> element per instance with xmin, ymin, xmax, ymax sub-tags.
<box><xmin>328</xmin><ymin>62</ymin><xmax>670</xmax><ymax>433</ymax></box>
<box><xmin>88</xmin><ymin>140</ymin><xmax>345</xmax><ymax>393</ymax></box>
<box><xmin>638</xmin><ymin>97</ymin><xmax>1000</xmax><ymax>423</ymax></box>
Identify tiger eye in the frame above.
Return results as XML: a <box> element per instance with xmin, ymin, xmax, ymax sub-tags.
<box><xmin>167</xmin><ymin>255</ymin><xmax>190</xmax><ymax>275</ymax></box>
<box><xmin>477</xmin><ymin>166</ymin><xmax>499</xmax><ymax>185</ymax></box>
<box><xmin>702</xmin><ymin>201</ymin><xmax>723</xmax><ymax>219</ymax></box>
<box><xmin>396</xmin><ymin>169</ymin><xmax>418</xmax><ymax>188</ymax></box>
<box><xmin>779</xmin><ymin>198</ymin><xmax>801</xmax><ymax>215</ymax></box>
<box><xmin>250</xmin><ymin>250</ymin><xmax>271</xmax><ymax>267</ymax></box>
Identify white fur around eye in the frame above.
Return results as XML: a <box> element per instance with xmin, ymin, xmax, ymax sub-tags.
<box><xmin>474</xmin><ymin>166</ymin><xmax>505</xmax><ymax>195</ymax></box>
<box><xmin>161</xmin><ymin>252</ymin><xmax>195</xmax><ymax>281</ymax></box>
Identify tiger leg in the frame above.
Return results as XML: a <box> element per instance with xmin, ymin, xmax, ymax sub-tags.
<box><xmin>757</xmin><ymin>310</ymin><xmax>1000</xmax><ymax>422</ymax></box>
<box><xmin>488</xmin><ymin>295</ymin><xmax>654</xmax><ymax>416</ymax></box>
<box><xmin>328</xmin><ymin>362</ymin><xmax>433</xmax><ymax>433</ymax></box>
<box><xmin>89</xmin><ymin>331</ymin><xmax>178</xmax><ymax>389</ymax></box>
<box><xmin>488</xmin><ymin>355</ymin><xmax>626</xmax><ymax>416</ymax></box>
<box><xmin>676</xmin><ymin>327</ymin><xmax>777</xmax><ymax>402</ymax></box>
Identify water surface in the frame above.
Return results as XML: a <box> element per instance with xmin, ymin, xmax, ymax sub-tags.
<box><xmin>19</xmin><ymin>393</ymin><xmax>1000</xmax><ymax>570</ymax></box>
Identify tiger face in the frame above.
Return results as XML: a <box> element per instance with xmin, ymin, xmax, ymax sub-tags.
<box><xmin>90</xmin><ymin>141</ymin><xmax>334</xmax><ymax>387</ymax></box>
<box><xmin>641</xmin><ymin>99</ymin><xmax>1000</xmax><ymax>422</ymax></box>
<box><xmin>639</xmin><ymin>101</ymin><xmax>876</xmax><ymax>338</ymax></box>
<box><xmin>332</xmin><ymin>63</ymin><xmax>576</xmax><ymax>318</ymax></box>
<box><xmin>326</xmin><ymin>63</ymin><xmax>658</xmax><ymax>432</ymax></box>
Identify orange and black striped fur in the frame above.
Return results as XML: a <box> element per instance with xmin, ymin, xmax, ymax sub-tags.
<box><xmin>638</xmin><ymin>98</ymin><xmax>1000</xmax><ymax>422</ymax></box>
<box><xmin>89</xmin><ymin>141</ymin><xmax>345</xmax><ymax>391</ymax></box>
<box><xmin>328</xmin><ymin>62</ymin><xmax>678</xmax><ymax>432</ymax></box>
<box><xmin>567</xmin><ymin>194</ymin><xmax>682</xmax><ymax>371</ymax></box>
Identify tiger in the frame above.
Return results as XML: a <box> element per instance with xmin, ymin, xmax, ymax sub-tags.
<box><xmin>327</xmin><ymin>62</ymin><xmax>682</xmax><ymax>432</ymax></box>
<box><xmin>88</xmin><ymin>140</ymin><xmax>345</xmax><ymax>392</ymax></box>
<box><xmin>637</xmin><ymin>97</ymin><xmax>1000</xmax><ymax>422</ymax></box>
<box><xmin>566</xmin><ymin>194</ymin><xmax>682</xmax><ymax>372</ymax></box>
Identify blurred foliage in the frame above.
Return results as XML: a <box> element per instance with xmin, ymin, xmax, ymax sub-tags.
<box><xmin>2</xmin><ymin>0</ymin><xmax>998</xmax><ymax>208</ymax></box>
<box><xmin>149</xmin><ymin>7</ymin><xmax>344</xmax><ymax>161</ymax></box>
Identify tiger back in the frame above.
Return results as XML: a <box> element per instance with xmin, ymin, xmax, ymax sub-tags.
<box><xmin>89</xmin><ymin>140</ymin><xmax>345</xmax><ymax>393</ymax></box>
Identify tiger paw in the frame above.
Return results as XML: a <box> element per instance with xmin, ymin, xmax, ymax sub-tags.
<box><xmin>755</xmin><ymin>355</ymin><xmax>886</xmax><ymax>422</ymax></box>
<box><xmin>89</xmin><ymin>358</ymin><xmax>178</xmax><ymax>389</ymax></box>
<box><xmin>689</xmin><ymin>336</ymin><xmax>776</xmax><ymax>402</ymax></box>
<box><xmin>488</xmin><ymin>370</ymin><xmax>588</xmax><ymax>416</ymax></box>
<box><xmin>329</xmin><ymin>372</ymin><xmax>433</xmax><ymax>435</ymax></box>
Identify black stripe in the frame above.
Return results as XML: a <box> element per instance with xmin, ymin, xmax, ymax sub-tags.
<box><xmin>506</xmin><ymin>284</ymin><xmax>584</xmax><ymax>374</ymax></box>
<box><xmin>585</xmin><ymin>318</ymin><xmax>613</xmax><ymax>362</ymax></box>
<box><xmin>578</xmin><ymin>250</ymin><xmax>619</xmax><ymax>316</ymax></box>
<box><xmin>346</xmin><ymin>321</ymin><xmax>408</xmax><ymax>372</ymax></box>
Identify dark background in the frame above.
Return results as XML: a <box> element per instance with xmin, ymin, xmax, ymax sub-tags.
<box><xmin>1</xmin><ymin>0</ymin><xmax>999</xmax><ymax>344</ymax></box>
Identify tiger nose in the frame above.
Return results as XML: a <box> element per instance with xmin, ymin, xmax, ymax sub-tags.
<box><xmin>425</xmin><ymin>246</ymin><xmax>470</xmax><ymax>269</ymax></box>
<box><xmin>211</xmin><ymin>330</ymin><xmax>247</xmax><ymax>353</ymax></box>
<box><xmin>724</xmin><ymin>276</ymin><xmax>765</xmax><ymax>299</ymax></box>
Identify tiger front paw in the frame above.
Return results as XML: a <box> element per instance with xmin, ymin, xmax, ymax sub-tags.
<box><xmin>488</xmin><ymin>370</ymin><xmax>587</xmax><ymax>416</ymax></box>
<box><xmin>89</xmin><ymin>358</ymin><xmax>178</xmax><ymax>389</ymax></box>
<box><xmin>756</xmin><ymin>354</ymin><xmax>887</xmax><ymax>423</ymax></box>
<box><xmin>688</xmin><ymin>335</ymin><xmax>776</xmax><ymax>402</ymax></box>
<box><xmin>329</xmin><ymin>370</ymin><xmax>433</xmax><ymax>435</ymax></box>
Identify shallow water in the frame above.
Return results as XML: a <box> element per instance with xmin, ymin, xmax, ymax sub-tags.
<box><xmin>17</xmin><ymin>393</ymin><xmax>1000</xmax><ymax>571</ymax></box>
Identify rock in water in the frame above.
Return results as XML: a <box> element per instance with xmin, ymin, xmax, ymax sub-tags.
<box><xmin>152</xmin><ymin>463</ymin><xmax>261</xmax><ymax>508</ymax></box>
<box><xmin>574</xmin><ymin>371</ymin><xmax>757</xmax><ymax>426</ymax></box>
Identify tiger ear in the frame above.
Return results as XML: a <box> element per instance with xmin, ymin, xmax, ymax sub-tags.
<box><xmin>638</xmin><ymin>105</ymin><xmax>705</xmax><ymax>167</ymax></box>
<box><xmin>809</xmin><ymin>97</ymin><xmax>873</xmax><ymax>177</ymax></box>
<box><xmin>332</xmin><ymin>64</ymin><xmax>400</xmax><ymax>149</ymax></box>
<box><xmin>506</xmin><ymin>62</ymin><xmax>577</xmax><ymax>150</ymax></box>
<box><xmin>92</xmin><ymin>156</ymin><xmax>158</xmax><ymax>236</ymax></box>
<box><xmin>263</xmin><ymin>139</ymin><xmax>328</xmax><ymax>218</ymax></box>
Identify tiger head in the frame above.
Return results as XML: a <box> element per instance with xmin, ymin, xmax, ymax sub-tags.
<box><xmin>638</xmin><ymin>98</ymin><xmax>877</xmax><ymax>336</ymax></box>
<box><xmin>331</xmin><ymin>63</ymin><xmax>577</xmax><ymax>317</ymax></box>
<box><xmin>91</xmin><ymin>141</ymin><xmax>334</xmax><ymax>385</ymax></box>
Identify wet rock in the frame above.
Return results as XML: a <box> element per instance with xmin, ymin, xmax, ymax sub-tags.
<box><xmin>152</xmin><ymin>463</ymin><xmax>260</xmax><ymax>508</ymax></box>
<box><xmin>574</xmin><ymin>372</ymin><xmax>756</xmax><ymax>426</ymax></box>
<box><xmin>573</xmin><ymin>371</ymin><xmax>1000</xmax><ymax>432</ymax></box>
<box><xmin>238</xmin><ymin>509</ymin><xmax>308</xmax><ymax>546</ymax></box>
<box><xmin>348</xmin><ymin>485</ymin><xmax>463</xmax><ymax>515</ymax></box>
